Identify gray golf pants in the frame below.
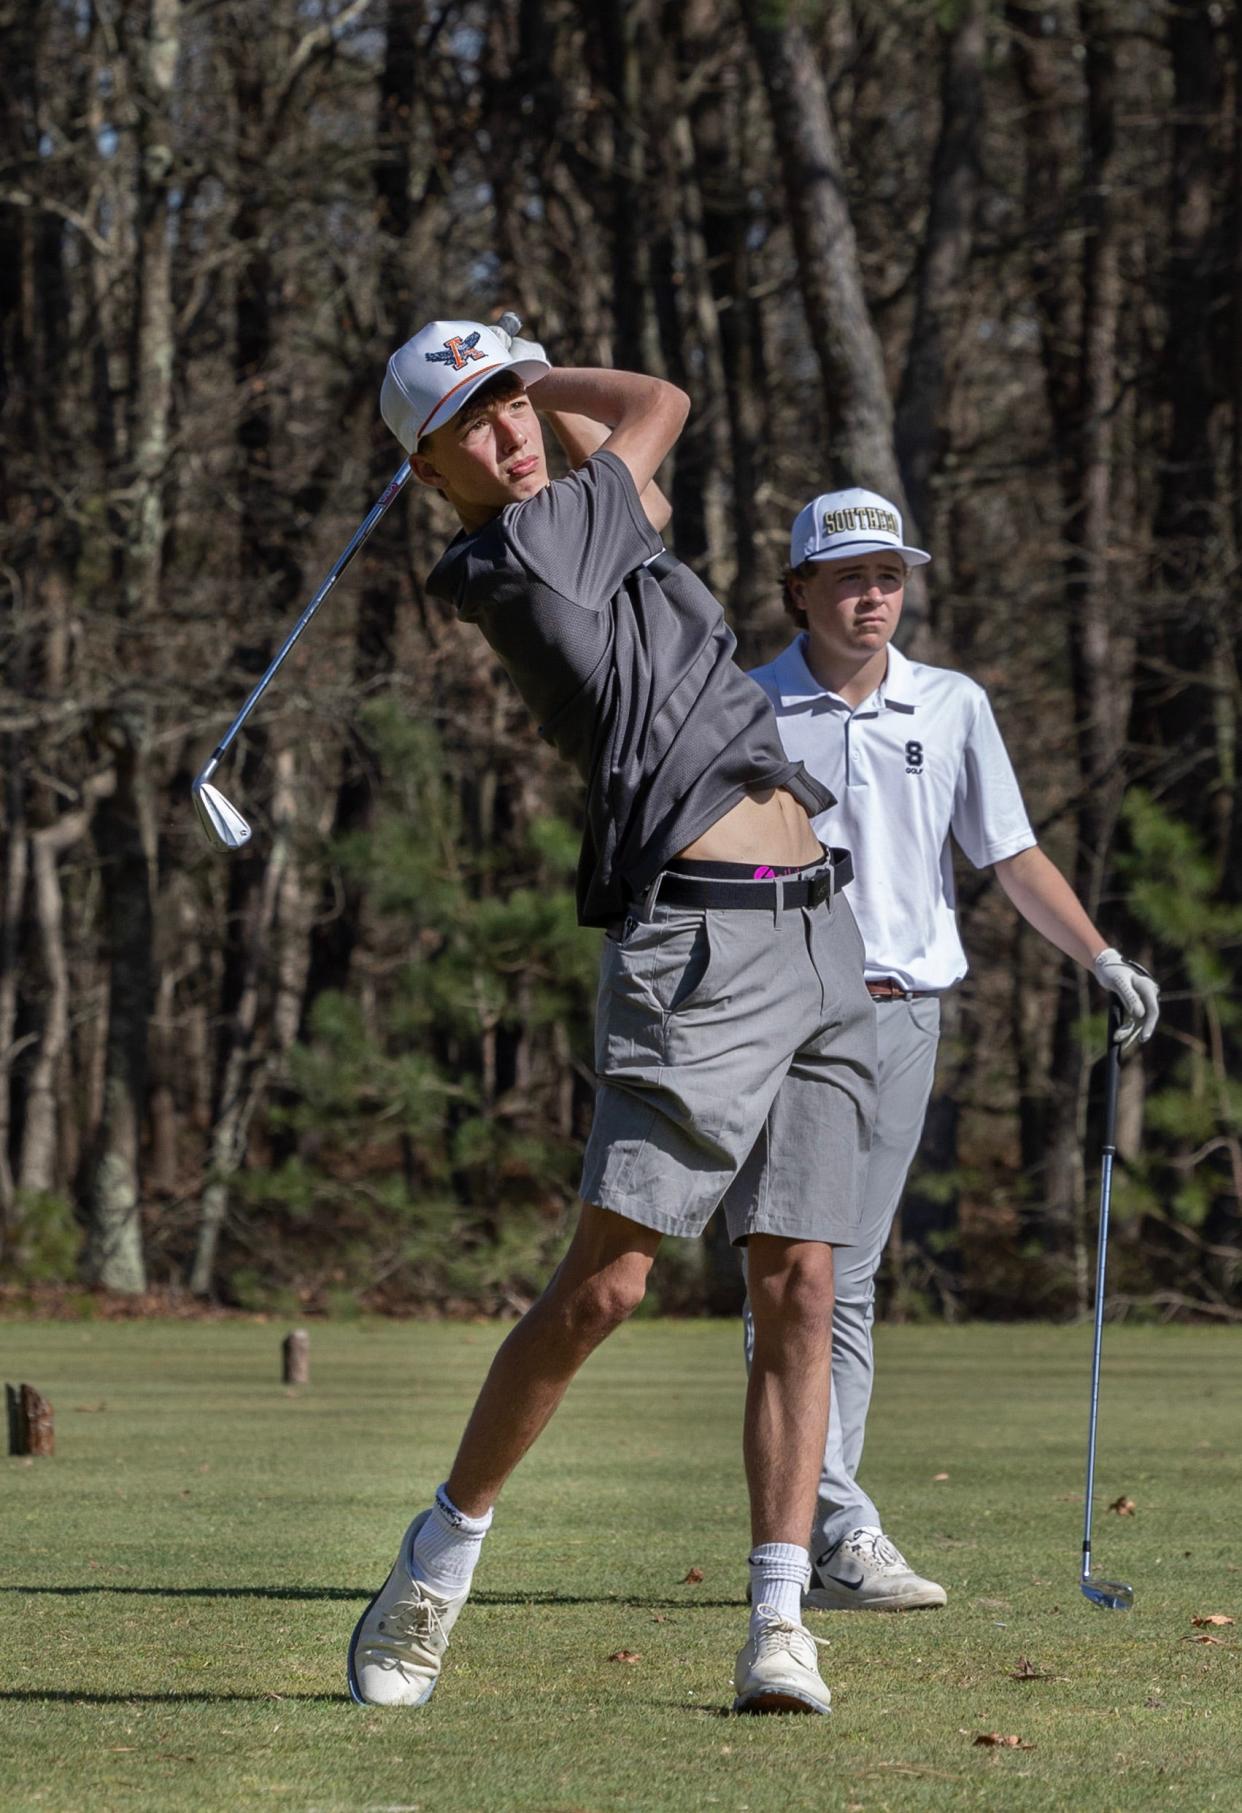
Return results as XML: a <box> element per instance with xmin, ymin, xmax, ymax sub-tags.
<box><xmin>743</xmin><ymin>994</ymin><xmax>941</xmax><ymax>1556</ymax></box>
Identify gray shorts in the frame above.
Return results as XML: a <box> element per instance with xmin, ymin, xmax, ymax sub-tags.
<box><xmin>580</xmin><ymin>865</ymin><xmax>876</xmax><ymax>1246</ymax></box>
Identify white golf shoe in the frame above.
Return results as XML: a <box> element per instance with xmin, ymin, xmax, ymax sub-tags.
<box><xmin>806</xmin><ymin>1526</ymin><xmax>946</xmax><ymax>1612</ymax></box>
<box><xmin>348</xmin><ymin>1511</ymin><xmax>470</xmax><ymax>1706</ymax></box>
<box><xmin>733</xmin><ymin>1608</ymin><xmax>832</xmax><ymax>1715</ymax></box>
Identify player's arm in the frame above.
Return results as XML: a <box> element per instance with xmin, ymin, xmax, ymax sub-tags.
<box><xmin>542</xmin><ymin>408</ymin><xmax>672</xmax><ymax>534</ymax></box>
<box><xmin>993</xmin><ymin>846</ymin><xmax>1107</xmax><ymax>968</ymax></box>
<box><xmin>527</xmin><ymin>368</ymin><xmax>688</xmax><ymax>517</ymax></box>
<box><xmin>994</xmin><ymin>846</ymin><xmax>1160</xmax><ymax>1049</ymax></box>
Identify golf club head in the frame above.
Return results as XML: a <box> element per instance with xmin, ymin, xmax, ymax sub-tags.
<box><xmin>1080</xmin><ymin>1576</ymin><xmax>1134</xmax><ymax>1611</ymax></box>
<box><xmin>193</xmin><ymin>780</ymin><xmax>252</xmax><ymax>851</ymax></box>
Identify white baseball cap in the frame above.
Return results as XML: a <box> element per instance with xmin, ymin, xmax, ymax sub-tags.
<box><xmin>790</xmin><ymin>486</ymin><xmax>930</xmax><ymax>568</ymax></box>
<box><xmin>380</xmin><ymin>319</ymin><xmax>552</xmax><ymax>452</ymax></box>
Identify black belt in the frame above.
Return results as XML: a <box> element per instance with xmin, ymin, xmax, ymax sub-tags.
<box><xmin>654</xmin><ymin>848</ymin><xmax>853</xmax><ymax>912</ymax></box>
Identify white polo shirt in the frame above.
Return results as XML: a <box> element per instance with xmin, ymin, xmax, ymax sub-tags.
<box><xmin>750</xmin><ymin>637</ymin><xmax>1036</xmax><ymax>991</ymax></box>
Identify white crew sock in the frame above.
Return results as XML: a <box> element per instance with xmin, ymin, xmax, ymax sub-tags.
<box><xmin>409</xmin><ymin>1483</ymin><xmax>493</xmax><ymax>1593</ymax></box>
<box><xmin>748</xmin><ymin>1542</ymin><xmax>810</xmax><ymax>1636</ymax></box>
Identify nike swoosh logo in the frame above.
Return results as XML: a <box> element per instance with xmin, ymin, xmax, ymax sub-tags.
<box><xmin>820</xmin><ymin>1570</ymin><xmax>865</xmax><ymax>1591</ymax></box>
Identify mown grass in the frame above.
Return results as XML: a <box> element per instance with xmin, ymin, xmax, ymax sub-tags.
<box><xmin>0</xmin><ymin>1317</ymin><xmax>1239</xmax><ymax>1811</ymax></box>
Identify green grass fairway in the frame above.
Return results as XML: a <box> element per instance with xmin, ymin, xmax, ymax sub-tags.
<box><xmin>1</xmin><ymin>1320</ymin><xmax>1239</xmax><ymax>1811</ymax></box>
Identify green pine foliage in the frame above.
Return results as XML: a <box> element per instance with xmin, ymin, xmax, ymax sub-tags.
<box><xmin>1109</xmin><ymin>792</ymin><xmax>1242</xmax><ymax>1303</ymax></box>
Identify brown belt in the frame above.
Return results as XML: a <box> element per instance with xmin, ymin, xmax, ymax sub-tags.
<box><xmin>866</xmin><ymin>978</ymin><xmax>932</xmax><ymax>1000</ymax></box>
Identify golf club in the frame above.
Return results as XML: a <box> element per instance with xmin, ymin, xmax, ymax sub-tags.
<box><xmin>191</xmin><ymin>457</ymin><xmax>412</xmax><ymax>849</ymax></box>
<box><xmin>1080</xmin><ymin>995</ymin><xmax>1133</xmax><ymax>1611</ymax></box>
<box><xmin>192</xmin><ymin>311</ymin><xmax>525</xmax><ymax>851</ymax></box>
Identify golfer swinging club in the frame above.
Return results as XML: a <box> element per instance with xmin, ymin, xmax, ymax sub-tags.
<box><xmin>746</xmin><ymin>487</ymin><xmax>1161</xmax><ymax>1613</ymax></box>
<box><xmin>347</xmin><ymin>320</ymin><xmax>876</xmax><ymax>1715</ymax></box>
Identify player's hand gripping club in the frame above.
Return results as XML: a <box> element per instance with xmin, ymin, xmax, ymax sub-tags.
<box><xmin>1093</xmin><ymin>949</ymin><xmax>1160</xmax><ymax>1053</ymax></box>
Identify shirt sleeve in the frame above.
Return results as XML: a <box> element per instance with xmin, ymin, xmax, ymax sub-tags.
<box><xmin>950</xmin><ymin>689</ymin><xmax>1037</xmax><ymax>869</ymax></box>
<box><xmin>503</xmin><ymin>448</ymin><xmax>661</xmax><ymax>611</ymax></box>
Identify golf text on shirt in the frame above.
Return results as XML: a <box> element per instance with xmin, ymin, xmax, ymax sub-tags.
<box><xmin>748</xmin><ymin>639</ymin><xmax>1036</xmax><ymax>994</ymax></box>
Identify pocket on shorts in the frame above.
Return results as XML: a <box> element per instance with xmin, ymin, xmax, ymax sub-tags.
<box><xmin>909</xmin><ymin>994</ymin><xmax>942</xmax><ymax>1037</ymax></box>
<box><xmin>644</xmin><ymin>913</ymin><xmax>716</xmax><ymax>1016</ymax></box>
<box><xmin>594</xmin><ymin>912</ymin><xmax>715</xmax><ymax>1077</ymax></box>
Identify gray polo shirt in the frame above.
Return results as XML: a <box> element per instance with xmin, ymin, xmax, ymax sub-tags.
<box><xmin>426</xmin><ymin>451</ymin><xmax>834</xmax><ymax>926</ymax></box>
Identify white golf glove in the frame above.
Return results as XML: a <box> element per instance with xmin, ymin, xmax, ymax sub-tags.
<box><xmin>494</xmin><ymin>312</ymin><xmax>548</xmax><ymax>366</ymax></box>
<box><xmin>1093</xmin><ymin>948</ymin><xmax>1160</xmax><ymax>1053</ymax></box>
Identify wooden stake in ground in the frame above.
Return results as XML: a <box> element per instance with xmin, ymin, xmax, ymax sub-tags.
<box><xmin>6</xmin><ymin>1383</ymin><xmax>55</xmax><ymax>1456</ymax></box>
<box><xmin>282</xmin><ymin>1329</ymin><xmax>310</xmax><ymax>1385</ymax></box>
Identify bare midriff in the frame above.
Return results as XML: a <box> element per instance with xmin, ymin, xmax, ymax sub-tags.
<box><xmin>675</xmin><ymin>787</ymin><xmax>823</xmax><ymax>868</ymax></box>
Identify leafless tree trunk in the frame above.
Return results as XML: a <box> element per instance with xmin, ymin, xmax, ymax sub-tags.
<box><xmin>895</xmin><ymin>0</ymin><xmax>986</xmax><ymax>598</ymax></box>
<box><xmin>738</xmin><ymin>0</ymin><xmax>927</xmax><ymax>642</ymax></box>
<box><xmin>86</xmin><ymin>727</ymin><xmax>155</xmax><ymax>1292</ymax></box>
<box><xmin>0</xmin><ymin>773</ymin><xmax>28</xmax><ymax>1231</ymax></box>
<box><xmin>190</xmin><ymin>751</ymin><xmax>299</xmax><ymax>1295</ymax></box>
<box><xmin>17</xmin><ymin>773</ymin><xmax>116</xmax><ymax>1202</ymax></box>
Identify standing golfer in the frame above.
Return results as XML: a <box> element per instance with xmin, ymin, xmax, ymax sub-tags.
<box><xmin>748</xmin><ymin>487</ymin><xmax>1161</xmax><ymax>1613</ymax></box>
<box><xmin>347</xmin><ymin>322</ymin><xmax>876</xmax><ymax>1715</ymax></box>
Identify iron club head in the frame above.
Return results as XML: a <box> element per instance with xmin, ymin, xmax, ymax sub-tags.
<box><xmin>192</xmin><ymin>780</ymin><xmax>252</xmax><ymax>851</ymax></box>
<box><xmin>1080</xmin><ymin>1575</ymin><xmax>1134</xmax><ymax>1611</ymax></box>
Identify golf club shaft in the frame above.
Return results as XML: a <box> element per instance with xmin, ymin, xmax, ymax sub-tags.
<box><xmin>195</xmin><ymin>459</ymin><xmax>412</xmax><ymax>788</ymax></box>
<box><xmin>1082</xmin><ymin>998</ymin><xmax>1123</xmax><ymax>1578</ymax></box>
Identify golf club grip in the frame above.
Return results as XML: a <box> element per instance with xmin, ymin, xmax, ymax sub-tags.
<box><xmin>1102</xmin><ymin>998</ymin><xmax>1122</xmax><ymax>1152</ymax></box>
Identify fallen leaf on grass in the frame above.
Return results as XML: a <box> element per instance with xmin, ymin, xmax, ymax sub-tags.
<box><xmin>1108</xmin><ymin>1496</ymin><xmax>1136</xmax><ymax>1516</ymax></box>
<box><xmin>932</xmin><ymin>1472</ymin><xmax>950</xmax><ymax>1482</ymax></box>
<box><xmin>973</xmin><ymin>1732</ymin><xmax>1034</xmax><ymax>1749</ymax></box>
<box><xmin>1009</xmin><ymin>1656</ymin><xmax>1058</xmax><ymax>1681</ymax></box>
<box><xmin>682</xmin><ymin>1567</ymin><xmax>705</xmax><ymax>1584</ymax></box>
<box><xmin>1145</xmin><ymin>1696</ymin><xmax>1165</xmax><ymax>1709</ymax></box>
<box><xmin>650</xmin><ymin>1613</ymin><xmax>668</xmax><ymax>1624</ymax></box>
<box><xmin>608</xmin><ymin>1649</ymin><xmax>641</xmax><ymax>1664</ymax></box>
<box><xmin>1182</xmin><ymin>1634</ymin><xmax>1225</xmax><ymax>1645</ymax></box>
<box><xmin>1191</xmin><ymin>1614</ymin><xmax>1234</xmax><ymax>1628</ymax></box>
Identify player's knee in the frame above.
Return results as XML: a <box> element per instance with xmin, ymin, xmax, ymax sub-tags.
<box><xmin>751</xmin><ymin>1247</ymin><xmax>833</xmax><ymax>1331</ymax></box>
<box><xmin>567</xmin><ymin>1261</ymin><xmax>648</xmax><ymax>1339</ymax></box>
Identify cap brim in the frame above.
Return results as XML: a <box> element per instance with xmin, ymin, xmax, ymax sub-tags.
<box><xmin>805</xmin><ymin>540</ymin><xmax>931</xmax><ymax>567</ymax></box>
<box><xmin>419</xmin><ymin>356</ymin><xmax>552</xmax><ymax>443</ymax></box>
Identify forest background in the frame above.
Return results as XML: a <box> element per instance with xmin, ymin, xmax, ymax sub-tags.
<box><xmin>1</xmin><ymin>0</ymin><xmax>1239</xmax><ymax>1323</ymax></box>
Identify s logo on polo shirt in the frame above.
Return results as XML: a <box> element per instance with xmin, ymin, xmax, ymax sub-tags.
<box><xmin>905</xmin><ymin>739</ymin><xmax>924</xmax><ymax>775</ymax></box>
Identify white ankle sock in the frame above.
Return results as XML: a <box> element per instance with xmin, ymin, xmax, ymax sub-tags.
<box><xmin>409</xmin><ymin>1484</ymin><xmax>493</xmax><ymax>1593</ymax></box>
<box><xmin>748</xmin><ymin>1542</ymin><xmax>810</xmax><ymax>1636</ymax></box>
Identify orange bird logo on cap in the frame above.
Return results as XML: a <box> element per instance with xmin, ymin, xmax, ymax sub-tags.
<box><xmin>425</xmin><ymin>331</ymin><xmax>488</xmax><ymax>371</ymax></box>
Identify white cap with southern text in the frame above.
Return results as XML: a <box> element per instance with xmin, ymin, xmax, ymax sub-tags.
<box><xmin>790</xmin><ymin>487</ymin><xmax>930</xmax><ymax>568</ymax></box>
<box><xmin>381</xmin><ymin>319</ymin><xmax>551</xmax><ymax>452</ymax></box>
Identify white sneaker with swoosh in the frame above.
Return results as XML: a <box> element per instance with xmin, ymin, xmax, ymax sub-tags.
<box><xmin>806</xmin><ymin>1526</ymin><xmax>946</xmax><ymax>1612</ymax></box>
<box><xmin>733</xmin><ymin>1608</ymin><xmax>832</xmax><ymax>1714</ymax></box>
<box><xmin>347</xmin><ymin>1510</ymin><xmax>470</xmax><ymax>1706</ymax></box>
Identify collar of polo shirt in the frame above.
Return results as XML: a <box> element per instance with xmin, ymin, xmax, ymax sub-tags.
<box><xmin>764</xmin><ymin>636</ymin><xmax>920</xmax><ymax>713</ymax></box>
